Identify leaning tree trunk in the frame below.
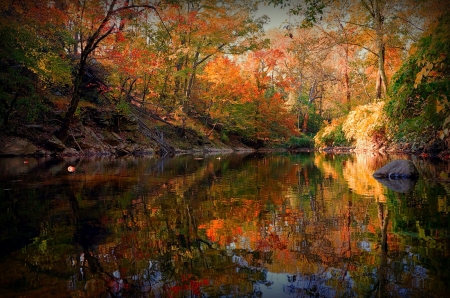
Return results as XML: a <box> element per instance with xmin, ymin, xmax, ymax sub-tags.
<box><xmin>55</xmin><ymin>0</ymin><xmax>164</xmax><ymax>142</ymax></box>
<box><xmin>55</xmin><ymin>56</ymin><xmax>86</xmax><ymax>142</ymax></box>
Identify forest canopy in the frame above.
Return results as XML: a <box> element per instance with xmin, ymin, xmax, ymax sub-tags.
<box><xmin>0</xmin><ymin>0</ymin><xmax>449</xmax><ymax>155</ymax></box>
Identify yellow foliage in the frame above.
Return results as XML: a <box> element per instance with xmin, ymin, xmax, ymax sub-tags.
<box><xmin>342</xmin><ymin>101</ymin><xmax>387</xmax><ymax>149</ymax></box>
<box><xmin>342</xmin><ymin>154</ymin><xmax>388</xmax><ymax>203</ymax></box>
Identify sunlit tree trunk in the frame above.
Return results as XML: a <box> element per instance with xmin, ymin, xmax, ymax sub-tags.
<box><xmin>363</xmin><ymin>0</ymin><xmax>388</xmax><ymax>99</ymax></box>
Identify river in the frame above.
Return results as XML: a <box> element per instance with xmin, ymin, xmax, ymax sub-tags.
<box><xmin>0</xmin><ymin>152</ymin><xmax>449</xmax><ymax>297</ymax></box>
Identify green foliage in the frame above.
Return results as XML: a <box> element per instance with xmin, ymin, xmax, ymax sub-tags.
<box><xmin>0</xmin><ymin>23</ymin><xmax>72</xmax><ymax>87</ymax></box>
<box><xmin>0</xmin><ymin>20</ymin><xmax>72</xmax><ymax>126</ymax></box>
<box><xmin>304</xmin><ymin>110</ymin><xmax>323</xmax><ymax>134</ymax></box>
<box><xmin>220</xmin><ymin>131</ymin><xmax>229</xmax><ymax>143</ymax></box>
<box><xmin>385</xmin><ymin>13</ymin><xmax>450</xmax><ymax>147</ymax></box>
<box><xmin>314</xmin><ymin>119</ymin><xmax>349</xmax><ymax>148</ymax></box>
<box><xmin>293</xmin><ymin>94</ymin><xmax>323</xmax><ymax>134</ymax></box>
<box><xmin>284</xmin><ymin>135</ymin><xmax>314</xmax><ymax>149</ymax></box>
<box><xmin>115</xmin><ymin>100</ymin><xmax>131</xmax><ymax>115</ymax></box>
<box><xmin>223</xmin><ymin>103</ymin><xmax>256</xmax><ymax>140</ymax></box>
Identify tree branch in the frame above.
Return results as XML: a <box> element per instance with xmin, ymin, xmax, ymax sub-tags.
<box><xmin>110</xmin><ymin>4</ymin><xmax>172</xmax><ymax>39</ymax></box>
<box><xmin>392</xmin><ymin>15</ymin><xmax>424</xmax><ymax>32</ymax></box>
<box><xmin>195</xmin><ymin>43</ymin><xmax>226</xmax><ymax>67</ymax></box>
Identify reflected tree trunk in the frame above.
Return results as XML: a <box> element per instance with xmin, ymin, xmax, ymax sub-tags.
<box><xmin>376</xmin><ymin>202</ymin><xmax>389</xmax><ymax>297</ymax></box>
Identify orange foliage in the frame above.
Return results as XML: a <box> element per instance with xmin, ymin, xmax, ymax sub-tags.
<box><xmin>199</xmin><ymin>53</ymin><xmax>298</xmax><ymax>139</ymax></box>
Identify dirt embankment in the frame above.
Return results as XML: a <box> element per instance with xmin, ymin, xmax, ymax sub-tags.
<box><xmin>0</xmin><ymin>104</ymin><xmax>256</xmax><ymax>158</ymax></box>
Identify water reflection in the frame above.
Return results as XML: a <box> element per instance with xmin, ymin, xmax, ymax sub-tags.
<box><xmin>374</xmin><ymin>177</ymin><xmax>417</xmax><ymax>193</ymax></box>
<box><xmin>0</xmin><ymin>153</ymin><xmax>449</xmax><ymax>297</ymax></box>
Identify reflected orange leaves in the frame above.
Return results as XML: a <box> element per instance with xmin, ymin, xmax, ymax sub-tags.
<box><xmin>200</xmin><ymin>219</ymin><xmax>224</xmax><ymax>243</ymax></box>
<box><xmin>107</xmin><ymin>153</ymin><xmax>407</xmax><ymax>279</ymax></box>
<box><xmin>89</xmin><ymin>155</ymin><xmax>408</xmax><ymax>278</ymax></box>
<box><xmin>166</xmin><ymin>274</ymin><xmax>209</xmax><ymax>298</ymax></box>
<box><xmin>2</xmin><ymin>154</ymin><xmax>448</xmax><ymax>297</ymax></box>
<box><xmin>256</xmin><ymin>232</ymin><xmax>288</xmax><ymax>251</ymax></box>
<box><xmin>187</xmin><ymin>153</ymin><xmax>405</xmax><ymax>275</ymax></box>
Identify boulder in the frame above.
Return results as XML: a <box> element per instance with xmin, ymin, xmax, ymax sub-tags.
<box><xmin>373</xmin><ymin>159</ymin><xmax>419</xmax><ymax>179</ymax></box>
<box><xmin>35</xmin><ymin>150</ymin><xmax>50</xmax><ymax>156</ymax></box>
<box><xmin>0</xmin><ymin>137</ymin><xmax>38</xmax><ymax>156</ymax></box>
<box><xmin>47</xmin><ymin>135</ymin><xmax>66</xmax><ymax>151</ymax></box>
<box><xmin>62</xmin><ymin>147</ymin><xmax>80</xmax><ymax>156</ymax></box>
<box><xmin>115</xmin><ymin>146</ymin><xmax>131</xmax><ymax>156</ymax></box>
<box><xmin>100</xmin><ymin>130</ymin><xmax>122</xmax><ymax>146</ymax></box>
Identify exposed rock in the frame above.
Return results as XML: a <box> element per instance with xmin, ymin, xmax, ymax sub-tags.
<box><xmin>80</xmin><ymin>127</ymin><xmax>108</xmax><ymax>151</ymax></box>
<box><xmin>115</xmin><ymin>146</ymin><xmax>131</xmax><ymax>156</ymax></box>
<box><xmin>94</xmin><ymin>110</ymin><xmax>113</xmax><ymax>127</ymax></box>
<box><xmin>111</xmin><ymin>131</ymin><xmax>123</xmax><ymax>141</ymax></box>
<box><xmin>35</xmin><ymin>150</ymin><xmax>50</xmax><ymax>156</ymax></box>
<box><xmin>47</xmin><ymin>135</ymin><xmax>66</xmax><ymax>151</ymax></box>
<box><xmin>117</xmin><ymin>114</ymin><xmax>138</xmax><ymax>132</ymax></box>
<box><xmin>62</xmin><ymin>147</ymin><xmax>80</xmax><ymax>156</ymax></box>
<box><xmin>0</xmin><ymin>137</ymin><xmax>38</xmax><ymax>156</ymax></box>
<box><xmin>100</xmin><ymin>130</ymin><xmax>122</xmax><ymax>146</ymax></box>
<box><xmin>133</xmin><ymin>146</ymin><xmax>155</xmax><ymax>155</ymax></box>
<box><xmin>373</xmin><ymin>159</ymin><xmax>419</xmax><ymax>179</ymax></box>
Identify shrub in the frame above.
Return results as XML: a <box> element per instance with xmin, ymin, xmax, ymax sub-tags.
<box><xmin>115</xmin><ymin>100</ymin><xmax>131</xmax><ymax>114</ymax></box>
<box><xmin>285</xmin><ymin>135</ymin><xmax>314</xmax><ymax>149</ymax></box>
<box><xmin>220</xmin><ymin>131</ymin><xmax>229</xmax><ymax>143</ymax></box>
<box><xmin>314</xmin><ymin>118</ymin><xmax>349</xmax><ymax>148</ymax></box>
<box><xmin>342</xmin><ymin>101</ymin><xmax>387</xmax><ymax>149</ymax></box>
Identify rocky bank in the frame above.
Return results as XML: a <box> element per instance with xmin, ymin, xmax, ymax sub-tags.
<box><xmin>0</xmin><ymin>105</ymin><xmax>255</xmax><ymax>158</ymax></box>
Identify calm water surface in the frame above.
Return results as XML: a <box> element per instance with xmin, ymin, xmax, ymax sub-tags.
<box><xmin>0</xmin><ymin>152</ymin><xmax>449</xmax><ymax>298</ymax></box>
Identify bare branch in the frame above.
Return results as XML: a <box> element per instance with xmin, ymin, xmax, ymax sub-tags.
<box><xmin>110</xmin><ymin>4</ymin><xmax>172</xmax><ymax>39</ymax></box>
<box><xmin>392</xmin><ymin>15</ymin><xmax>424</xmax><ymax>32</ymax></box>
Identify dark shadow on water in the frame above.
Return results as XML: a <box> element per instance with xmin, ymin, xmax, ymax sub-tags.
<box><xmin>375</xmin><ymin>177</ymin><xmax>417</xmax><ymax>193</ymax></box>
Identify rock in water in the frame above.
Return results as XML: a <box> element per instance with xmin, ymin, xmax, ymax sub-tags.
<box><xmin>0</xmin><ymin>137</ymin><xmax>38</xmax><ymax>156</ymax></box>
<box><xmin>373</xmin><ymin>159</ymin><xmax>419</xmax><ymax>179</ymax></box>
<box><xmin>47</xmin><ymin>135</ymin><xmax>66</xmax><ymax>151</ymax></box>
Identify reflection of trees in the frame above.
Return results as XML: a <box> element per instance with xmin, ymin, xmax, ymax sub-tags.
<box><xmin>1</xmin><ymin>153</ymin><xmax>449</xmax><ymax>297</ymax></box>
<box><xmin>370</xmin><ymin>202</ymin><xmax>389</xmax><ymax>297</ymax></box>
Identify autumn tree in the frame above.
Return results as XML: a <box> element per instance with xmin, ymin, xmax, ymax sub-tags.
<box><xmin>149</xmin><ymin>0</ymin><xmax>267</xmax><ymax>118</ymax></box>
<box><xmin>199</xmin><ymin>53</ymin><xmax>297</xmax><ymax>141</ymax></box>
<box><xmin>269</xmin><ymin>0</ymin><xmax>434</xmax><ymax>100</ymax></box>
<box><xmin>264</xmin><ymin>27</ymin><xmax>338</xmax><ymax>132</ymax></box>
<box><xmin>54</xmin><ymin>0</ymin><xmax>168</xmax><ymax>141</ymax></box>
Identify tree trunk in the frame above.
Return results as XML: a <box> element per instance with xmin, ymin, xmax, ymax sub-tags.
<box><xmin>374</xmin><ymin>0</ymin><xmax>388</xmax><ymax>99</ymax></box>
<box><xmin>55</xmin><ymin>0</ymin><xmax>163</xmax><ymax>142</ymax></box>
<box><xmin>344</xmin><ymin>46</ymin><xmax>351</xmax><ymax>110</ymax></box>
<box><xmin>3</xmin><ymin>92</ymin><xmax>19</xmax><ymax>127</ymax></box>
<box><xmin>302</xmin><ymin>112</ymin><xmax>309</xmax><ymax>133</ymax></box>
<box><xmin>56</xmin><ymin>57</ymin><xmax>86</xmax><ymax>141</ymax></box>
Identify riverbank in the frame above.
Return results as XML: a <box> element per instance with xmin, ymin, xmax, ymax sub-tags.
<box><xmin>1</xmin><ymin>104</ymin><xmax>449</xmax><ymax>159</ymax></box>
<box><xmin>0</xmin><ymin>103</ymin><xmax>257</xmax><ymax>157</ymax></box>
<box><xmin>315</xmin><ymin>146</ymin><xmax>450</xmax><ymax>160</ymax></box>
